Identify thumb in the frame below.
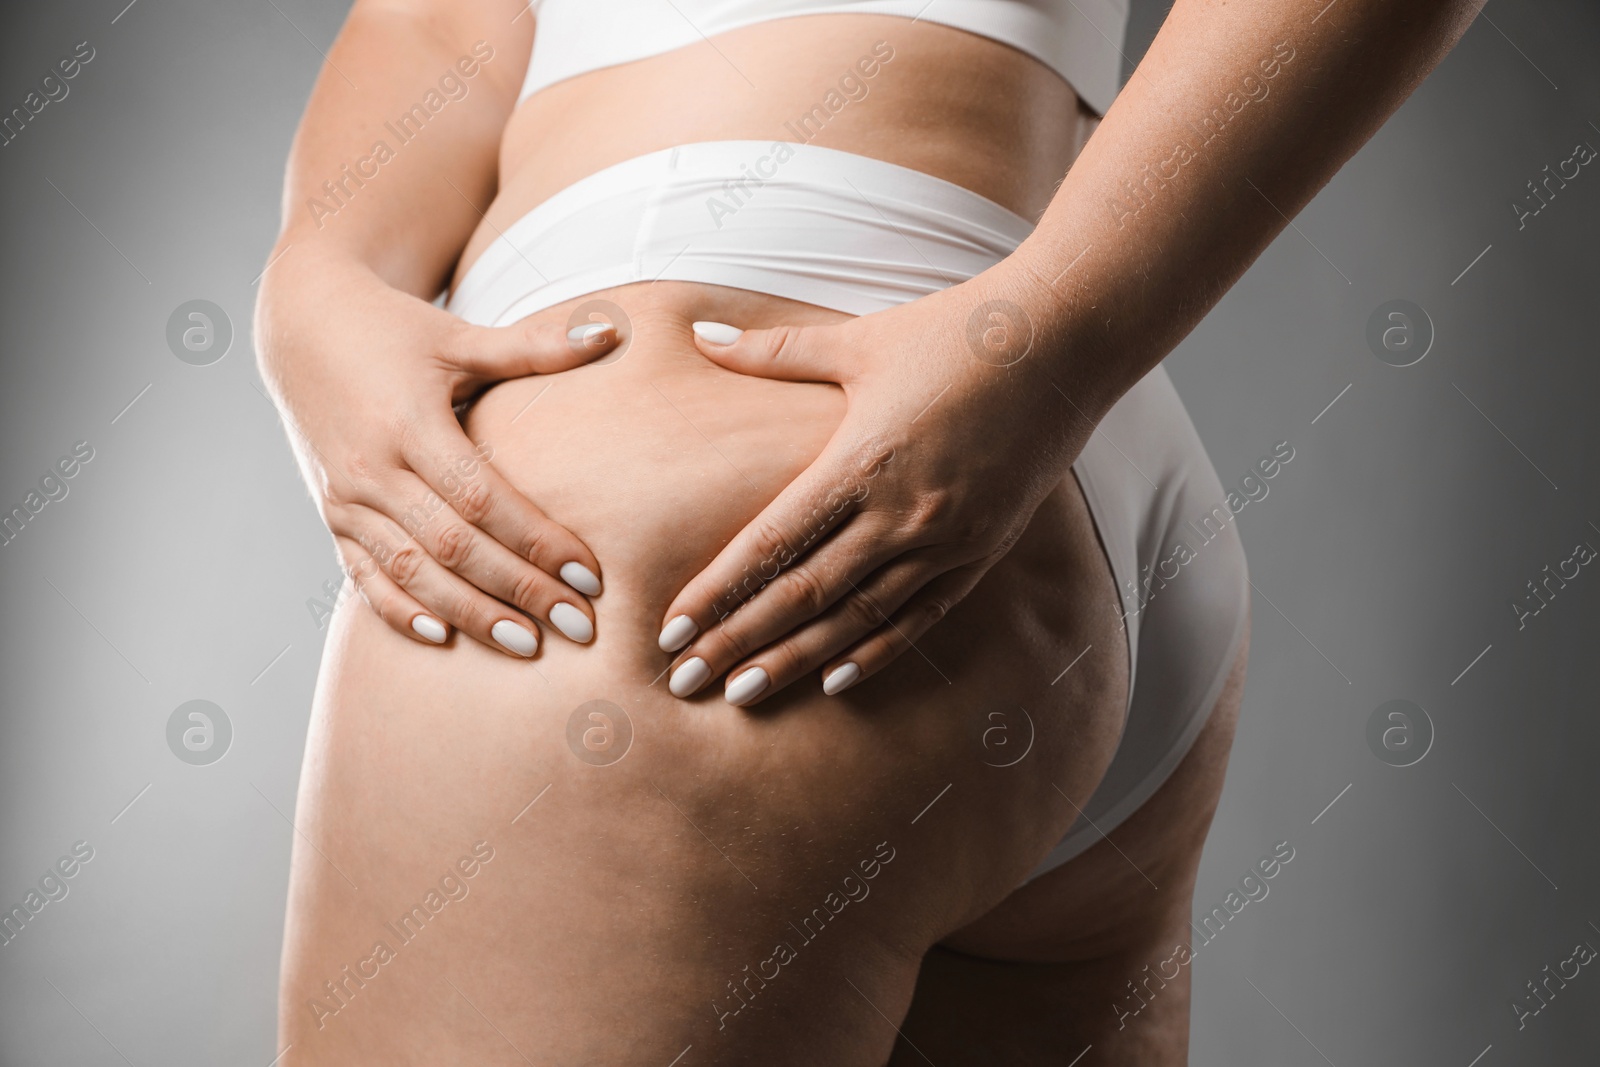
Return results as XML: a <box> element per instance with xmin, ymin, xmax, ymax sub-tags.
<box><xmin>691</xmin><ymin>320</ymin><xmax>845</xmax><ymax>383</ymax></box>
<box><xmin>442</xmin><ymin>316</ymin><xmax>621</xmax><ymax>382</ymax></box>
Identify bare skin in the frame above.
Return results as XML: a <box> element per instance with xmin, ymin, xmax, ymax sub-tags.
<box><xmin>280</xmin><ymin>279</ymin><xmax>1138</xmax><ymax>1063</ymax></box>
<box><xmin>259</xmin><ymin>0</ymin><xmax>1480</xmax><ymax>1061</ymax></box>
<box><xmin>280</xmin><ymin>274</ymin><xmax>1248</xmax><ymax>1062</ymax></box>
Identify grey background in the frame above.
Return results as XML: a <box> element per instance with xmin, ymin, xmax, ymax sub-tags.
<box><xmin>1</xmin><ymin>1</ymin><xmax>1595</xmax><ymax>1064</ymax></box>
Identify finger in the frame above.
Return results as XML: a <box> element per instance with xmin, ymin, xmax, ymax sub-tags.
<box><xmin>666</xmin><ymin>520</ymin><xmax>903</xmax><ymax>699</ymax></box>
<box><xmin>379</xmin><ymin>468</ymin><xmax>596</xmax><ymax>644</ymax></box>
<box><xmin>403</xmin><ymin>417</ymin><xmax>605</xmax><ymax>599</ymax></box>
<box><xmin>656</xmin><ymin>442</ymin><xmax>892</xmax><ymax>658</ymax></box>
<box><xmin>442</xmin><ymin>316</ymin><xmax>620</xmax><ymax>383</ymax></box>
<box><xmin>351</xmin><ymin>509</ymin><xmax>545</xmax><ymax>659</ymax></box>
<box><xmin>716</xmin><ymin>552</ymin><xmax>950</xmax><ymax>707</ymax></box>
<box><xmin>690</xmin><ymin>320</ymin><xmax>847</xmax><ymax>382</ymax></box>
<box><xmin>821</xmin><ymin>564</ymin><xmax>991</xmax><ymax>696</ymax></box>
<box><xmin>335</xmin><ymin>536</ymin><xmax>450</xmax><ymax>646</ymax></box>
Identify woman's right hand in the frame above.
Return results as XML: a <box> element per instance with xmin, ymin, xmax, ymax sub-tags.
<box><xmin>255</xmin><ymin>250</ymin><xmax>619</xmax><ymax>658</ymax></box>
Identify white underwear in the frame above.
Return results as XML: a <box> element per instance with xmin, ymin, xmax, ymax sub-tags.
<box><xmin>449</xmin><ymin>141</ymin><xmax>1249</xmax><ymax>881</ymax></box>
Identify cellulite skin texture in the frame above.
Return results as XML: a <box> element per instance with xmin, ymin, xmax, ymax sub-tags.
<box><xmin>281</xmin><ymin>279</ymin><xmax>1133</xmax><ymax>1065</ymax></box>
<box><xmin>275</xmin><ymin>15</ymin><xmax>1198</xmax><ymax>1065</ymax></box>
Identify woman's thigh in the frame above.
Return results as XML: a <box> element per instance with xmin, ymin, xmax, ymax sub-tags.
<box><xmin>276</xmin><ymin>289</ymin><xmax>1134</xmax><ymax>1065</ymax></box>
<box><xmin>893</xmin><ymin>629</ymin><xmax>1250</xmax><ymax>1066</ymax></box>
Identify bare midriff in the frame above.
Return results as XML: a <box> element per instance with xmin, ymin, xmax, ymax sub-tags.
<box><xmin>457</xmin><ymin>15</ymin><xmax>1086</xmax><ymax>279</ymax></box>
<box><xmin>281</xmin><ymin>16</ymin><xmax>1128</xmax><ymax>1065</ymax></box>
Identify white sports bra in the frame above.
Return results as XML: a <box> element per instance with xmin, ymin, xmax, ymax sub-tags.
<box><xmin>517</xmin><ymin>0</ymin><xmax>1130</xmax><ymax>116</ymax></box>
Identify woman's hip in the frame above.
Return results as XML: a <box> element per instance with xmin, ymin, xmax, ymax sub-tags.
<box><xmin>280</xmin><ymin>363</ymin><xmax>1132</xmax><ymax>1057</ymax></box>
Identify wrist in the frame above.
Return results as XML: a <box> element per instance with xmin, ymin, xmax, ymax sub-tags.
<box><xmin>991</xmin><ymin>239</ymin><xmax>1153</xmax><ymax>426</ymax></box>
<box><xmin>253</xmin><ymin>244</ymin><xmax>387</xmax><ymax>380</ymax></box>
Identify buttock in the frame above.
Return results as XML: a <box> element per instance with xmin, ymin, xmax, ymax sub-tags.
<box><xmin>454</xmin><ymin>286</ymin><xmax>1137</xmax><ymax>904</ymax></box>
<box><xmin>441</xmin><ymin>135</ymin><xmax>1245</xmax><ymax>891</ymax></box>
<box><xmin>1028</xmin><ymin>365</ymin><xmax>1252</xmax><ymax>878</ymax></box>
<box><xmin>277</xmin><ymin>286</ymin><xmax>1136</xmax><ymax>1063</ymax></box>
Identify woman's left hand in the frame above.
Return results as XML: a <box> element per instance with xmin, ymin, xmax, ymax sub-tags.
<box><xmin>656</xmin><ymin>278</ymin><xmax>1095</xmax><ymax>706</ymax></box>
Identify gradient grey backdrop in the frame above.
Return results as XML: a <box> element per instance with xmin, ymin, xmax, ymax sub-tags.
<box><xmin>2</xmin><ymin>1</ymin><xmax>1596</xmax><ymax>1064</ymax></box>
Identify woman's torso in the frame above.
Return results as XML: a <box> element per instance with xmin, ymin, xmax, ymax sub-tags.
<box><xmin>278</xmin><ymin>18</ymin><xmax>1135</xmax><ymax>1061</ymax></box>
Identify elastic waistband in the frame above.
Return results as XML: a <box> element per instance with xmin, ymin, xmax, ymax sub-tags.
<box><xmin>447</xmin><ymin>141</ymin><xmax>1034</xmax><ymax>326</ymax></box>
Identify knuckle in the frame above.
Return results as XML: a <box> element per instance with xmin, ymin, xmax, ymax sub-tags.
<box><xmin>921</xmin><ymin>594</ymin><xmax>952</xmax><ymax>627</ymax></box>
<box><xmin>320</xmin><ymin>496</ymin><xmax>355</xmax><ymax>530</ymax></box>
<box><xmin>431</xmin><ymin>523</ymin><xmax>476</xmax><ymax>571</ymax></box>
<box><xmin>449</xmin><ymin>475</ymin><xmax>494</xmax><ymax>526</ymax></box>
<box><xmin>341</xmin><ymin>450</ymin><xmax>382</xmax><ymax>487</ymax></box>
<box><xmin>840</xmin><ymin>588</ymin><xmax>888</xmax><ymax>631</ymax></box>
<box><xmin>514</xmin><ymin>522</ymin><xmax>550</xmax><ymax>565</ymax></box>
<box><xmin>932</xmin><ymin>505</ymin><xmax>995</xmax><ymax>550</ymax></box>
<box><xmin>766</xmin><ymin>324</ymin><xmax>806</xmax><ymax>359</ymax></box>
<box><xmin>915</xmin><ymin>489</ymin><xmax>960</xmax><ymax>527</ymax></box>
<box><xmin>323</xmin><ymin>459</ymin><xmax>380</xmax><ymax>510</ymax></box>
<box><xmin>320</xmin><ymin>478</ymin><xmax>354</xmax><ymax>511</ymax></box>
<box><xmin>370</xmin><ymin>589</ymin><xmax>402</xmax><ymax>627</ymax></box>
<box><xmin>781</xmin><ymin>565</ymin><xmax>832</xmax><ymax>618</ymax></box>
<box><xmin>452</xmin><ymin>592</ymin><xmax>492</xmax><ymax>631</ymax></box>
<box><xmin>748</xmin><ymin>520</ymin><xmax>802</xmax><ymax>578</ymax></box>
<box><xmin>387</xmin><ymin>544</ymin><xmax>427</xmax><ymax>585</ymax></box>
<box><xmin>356</xmin><ymin>530</ymin><xmax>391</xmax><ymax>566</ymax></box>
<box><xmin>507</xmin><ymin>568</ymin><xmax>547</xmax><ymax>613</ymax></box>
<box><xmin>761</xmin><ymin>640</ymin><xmax>809</xmax><ymax>683</ymax></box>
<box><xmin>711</xmin><ymin>623</ymin><xmax>756</xmax><ymax>664</ymax></box>
<box><xmin>908</xmin><ymin>488</ymin><xmax>957</xmax><ymax>532</ymax></box>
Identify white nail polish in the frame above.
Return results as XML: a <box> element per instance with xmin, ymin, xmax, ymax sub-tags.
<box><xmin>725</xmin><ymin>667</ymin><xmax>770</xmax><ymax>706</ymax></box>
<box><xmin>411</xmin><ymin>615</ymin><xmax>447</xmax><ymax>644</ymax></box>
<box><xmin>822</xmin><ymin>662</ymin><xmax>862</xmax><ymax>696</ymax></box>
<box><xmin>658</xmin><ymin>614</ymin><xmax>698</xmax><ymax>652</ymax></box>
<box><xmin>692</xmin><ymin>321</ymin><xmax>743</xmax><ymax>346</ymax></box>
<box><xmin>669</xmin><ymin>657</ymin><xmax>711</xmax><ymax>698</ymax></box>
<box><xmin>549</xmin><ymin>602</ymin><xmax>595</xmax><ymax>644</ymax></box>
<box><xmin>559</xmin><ymin>561</ymin><xmax>603</xmax><ymax>596</ymax></box>
<box><xmin>491</xmin><ymin>619</ymin><xmax>538</xmax><ymax>657</ymax></box>
<box><xmin>568</xmin><ymin>323</ymin><xmax>613</xmax><ymax>344</ymax></box>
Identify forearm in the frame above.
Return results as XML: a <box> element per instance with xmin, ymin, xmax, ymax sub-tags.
<box><xmin>1005</xmin><ymin>0</ymin><xmax>1483</xmax><ymax>420</ymax></box>
<box><xmin>266</xmin><ymin>0</ymin><xmax>529</xmax><ymax>299</ymax></box>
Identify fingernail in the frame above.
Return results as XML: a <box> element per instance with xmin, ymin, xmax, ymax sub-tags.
<box><xmin>669</xmin><ymin>657</ymin><xmax>711</xmax><ymax>697</ymax></box>
<box><xmin>658</xmin><ymin>614</ymin><xmax>698</xmax><ymax>652</ymax></box>
<box><xmin>822</xmin><ymin>662</ymin><xmax>862</xmax><ymax>696</ymax></box>
<box><xmin>411</xmin><ymin>615</ymin><xmax>447</xmax><ymax>644</ymax></box>
<box><xmin>568</xmin><ymin>323</ymin><xmax>614</xmax><ymax>345</ymax></box>
<box><xmin>549</xmin><ymin>602</ymin><xmax>595</xmax><ymax>643</ymax></box>
<box><xmin>692</xmin><ymin>321</ymin><xmax>743</xmax><ymax>346</ymax></box>
<box><xmin>725</xmin><ymin>667</ymin><xmax>770</xmax><ymax>706</ymax></box>
<box><xmin>560</xmin><ymin>561</ymin><xmax>603</xmax><ymax>596</ymax></box>
<box><xmin>491</xmin><ymin>619</ymin><xmax>538</xmax><ymax>657</ymax></box>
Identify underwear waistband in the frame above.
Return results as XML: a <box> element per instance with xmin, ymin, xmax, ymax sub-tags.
<box><xmin>447</xmin><ymin>140</ymin><xmax>1035</xmax><ymax>326</ymax></box>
